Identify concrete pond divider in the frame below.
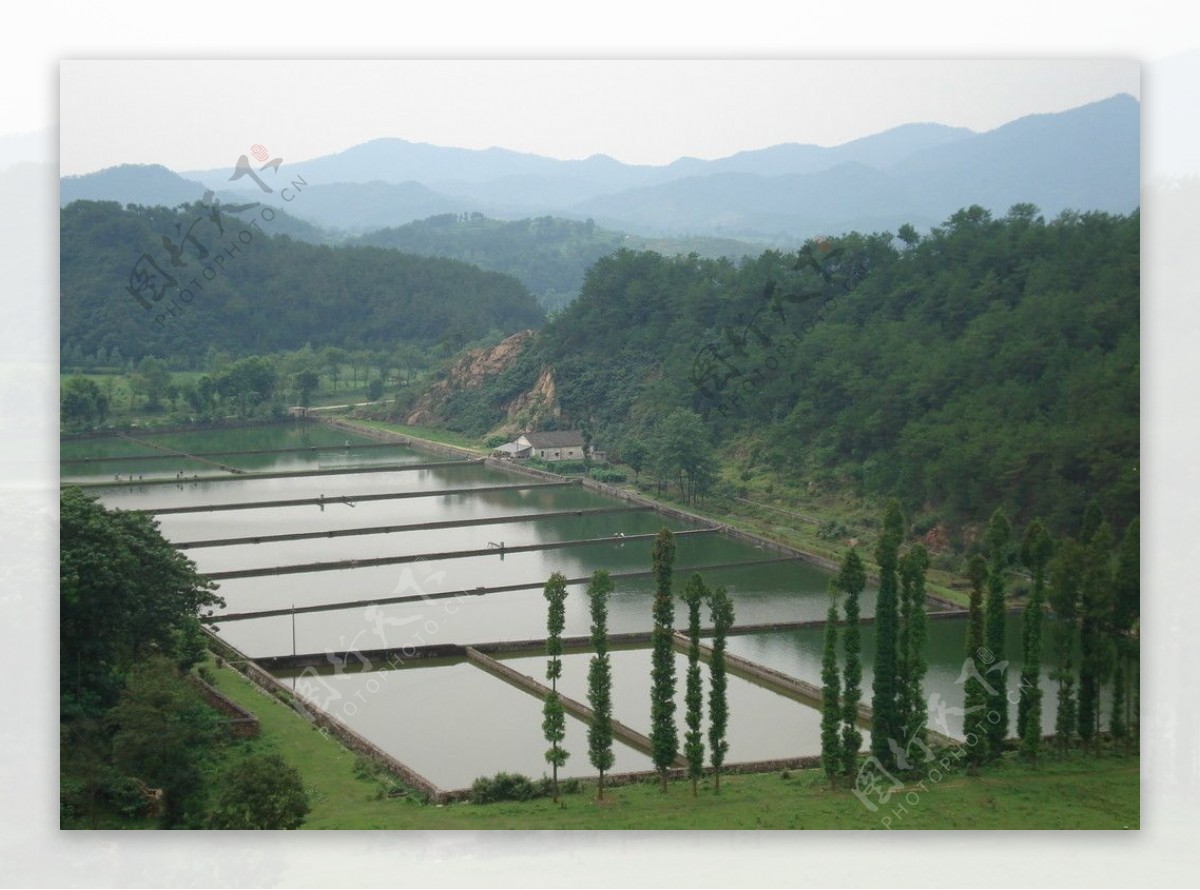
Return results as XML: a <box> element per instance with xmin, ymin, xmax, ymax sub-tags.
<box><xmin>319</xmin><ymin>417</ymin><xmax>962</xmax><ymax>614</ymax></box>
<box><xmin>463</xmin><ymin>646</ymin><xmax>688</xmax><ymax>767</ymax></box>
<box><xmin>185</xmin><ymin>672</ymin><xmax>261</xmax><ymax>738</ymax></box>
<box><xmin>178</xmin><ymin>418</ymin><xmax>1000</xmax><ymax>806</ymax></box>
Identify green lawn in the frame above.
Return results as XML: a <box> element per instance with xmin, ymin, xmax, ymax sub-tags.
<box><xmin>207</xmin><ymin>657</ymin><xmax>1139</xmax><ymax>830</ymax></box>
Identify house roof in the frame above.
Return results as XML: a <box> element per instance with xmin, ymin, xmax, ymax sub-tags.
<box><xmin>521</xmin><ymin>430</ymin><xmax>584</xmax><ymax>448</ymax></box>
<box><xmin>493</xmin><ymin>442</ymin><xmax>529</xmax><ymax>454</ymax></box>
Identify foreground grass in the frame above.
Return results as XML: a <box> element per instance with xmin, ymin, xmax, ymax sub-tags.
<box><xmin>208</xmin><ymin>657</ymin><xmax>1138</xmax><ymax>830</ymax></box>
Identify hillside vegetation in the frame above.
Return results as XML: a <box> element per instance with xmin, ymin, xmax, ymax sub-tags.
<box><xmin>353</xmin><ymin>213</ymin><xmax>757</xmax><ymax>310</ymax></box>
<box><xmin>60</xmin><ymin>200</ymin><xmax>544</xmax><ymax>366</ymax></box>
<box><xmin>413</xmin><ymin>204</ymin><xmax>1139</xmax><ymax>540</ymax></box>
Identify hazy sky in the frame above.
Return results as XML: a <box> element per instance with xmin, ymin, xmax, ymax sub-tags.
<box><xmin>59</xmin><ymin>60</ymin><xmax>1139</xmax><ymax>176</ymax></box>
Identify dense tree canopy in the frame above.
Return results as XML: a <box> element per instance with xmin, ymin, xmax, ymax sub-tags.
<box><xmin>437</xmin><ymin>205</ymin><xmax>1138</xmax><ymax>539</ymax></box>
<box><xmin>61</xmin><ymin>377</ymin><xmax>110</xmax><ymax>429</ymax></box>
<box><xmin>60</xmin><ymin>486</ymin><xmax>224</xmax><ymax>712</ymax></box>
<box><xmin>207</xmin><ymin>752</ymin><xmax>311</xmax><ymax>830</ymax></box>
<box><xmin>354</xmin><ymin>213</ymin><xmax>753</xmax><ymax>311</ymax></box>
<box><xmin>60</xmin><ymin>200</ymin><xmax>545</xmax><ymax>366</ymax></box>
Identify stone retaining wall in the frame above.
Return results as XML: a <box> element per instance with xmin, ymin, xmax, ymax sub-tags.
<box><xmin>202</xmin><ymin>629</ymin><xmax>447</xmax><ymax>803</ymax></box>
<box><xmin>186</xmin><ymin>672</ymin><xmax>260</xmax><ymax>738</ymax></box>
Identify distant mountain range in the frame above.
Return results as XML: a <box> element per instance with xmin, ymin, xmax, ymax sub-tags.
<box><xmin>60</xmin><ymin>94</ymin><xmax>1139</xmax><ymax>242</ymax></box>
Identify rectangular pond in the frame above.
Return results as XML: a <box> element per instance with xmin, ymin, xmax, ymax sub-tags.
<box><xmin>288</xmin><ymin>659</ymin><xmax>654</xmax><ymax>790</ymax></box>
<box><xmin>498</xmin><ymin>647</ymin><xmax>866</xmax><ymax>765</ymax></box>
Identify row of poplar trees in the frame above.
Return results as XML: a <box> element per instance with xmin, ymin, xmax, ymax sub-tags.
<box><xmin>821</xmin><ymin>501</ymin><xmax>932</xmax><ymax>783</ymax></box>
<box><xmin>961</xmin><ymin>502</ymin><xmax>1140</xmax><ymax>768</ymax></box>
<box><xmin>821</xmin><ymin>498</ymin><xmax>1139</xmax><ymax>784</ymax></box>
<box><xmin>541</xmin><ymin>528</ymin><xmax>736</xmax><ymax>801</ymax></box>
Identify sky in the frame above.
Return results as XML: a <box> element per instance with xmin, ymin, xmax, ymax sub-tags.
<box><xmin>59</xmin><ymin>59</ymin><xmax>1140</xmax><ymax>176</ymax></box>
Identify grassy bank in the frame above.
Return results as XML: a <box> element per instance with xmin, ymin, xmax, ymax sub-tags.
<box><xmin>207</xmin><ymin>655</ymin><xmax>1138</xmax><ymax>830</ymax></box>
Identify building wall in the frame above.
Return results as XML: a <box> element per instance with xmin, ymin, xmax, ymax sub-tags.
<box><xmin>535</xmin><ymin>445</ymin><xmax>584</xmax><ymax>461</ymax></box>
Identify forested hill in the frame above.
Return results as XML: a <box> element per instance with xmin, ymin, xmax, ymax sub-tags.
<box><xmin>60</xmin><ymin>201</ymin><xmax>544</xmax><ymax>365</ymax></box>
<box><xmin>351</xmin><ymin>213</ymin><xmax>756</xmax><ymax>310</ymax></box>
<box><xmin>434</xmin><ymin>205</ymin><xmax>1139</xmax><ymax>537</ymax></box>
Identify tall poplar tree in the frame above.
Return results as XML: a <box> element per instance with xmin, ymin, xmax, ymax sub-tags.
<box><xmin>586</xmin><ymin>569</ymin><xmax>615</xmax><ymax>799</ymax></box>
<box><xmin>542</xmin><ymin>571</ymin><xmax>569</xmax><ymax>802</ymax></box>
<box><xmin>898</xmin><ymin>544</ymin><xmax>930</xmax><ymax>745</ymax></box>
<box><xmin>871</xmin><ymin>500</ymin><xmax>904</xmax><ymax>770</ymax></box>
<box><xmin>821</xmin><ymin>583</ymin><xmax>842</xmax><ymax>787</ymax></box>
<box><xmin>1049</xmin><ymin>539</ymin><xmax>1085</xmax><ymax>749</ymax></box>
<box><xmin>649</xmin><ymin>528</ymin><xmax>678</xmax><ymax>792</ymax></box>
<box><xmin>1018</xmin><ymin>520</ymin><xmax>1053</xmax><ymax>763</ymax></box>
<box><xmin>1078</xmin><ymin>520</ymin><xmax>1115</xmax><ymax>751</ymax></box>
<box><xmin>838</xmin><ymin>547</ymin><xmax>866</xmax><ymax>776</ymax></box>
<box><xmin>984</xmin><ymin>508</ymin><xmax>1012</xmax><ymax>760</ymax></box>
<box><xmin>707</xmin><ymin>584</ymin><xmax>735</xmax><ymax>793</ymax></box>
<box><xmin>964</xmin><ymin>554</ymin><xmax>990</xmax><ymax>770</ymax></box>
<box><xmin>682</xmin><ymin>574</ymin><xmax>707</xmax><ymax>796</ymax></box>
<box><xmin>1111</xmin><ymin>518</ymin><xmax>1140</xmax><ymax>747</ymax></box>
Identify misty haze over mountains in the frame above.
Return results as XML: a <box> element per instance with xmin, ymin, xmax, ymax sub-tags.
<box><xmin>59</xmin><ymin>93</ymin><xmax>1138</xmax><ymax>243</ymax></box>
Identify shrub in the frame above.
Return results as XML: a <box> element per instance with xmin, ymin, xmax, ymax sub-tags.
<box><xmin>469</xmin><ymin>771</ymin><xmax>542</xmax><ymax>804</ymax></box>
<box><xmin>816</xmin><ymin>519</ymin><xmax>850</xmax><ymax>541</ymax></box>
<box><xmin>528</xmin><ymin>457</ymin><xmax>588</xmax><ymax>474</ymax></box>
<box><xmin>207</xmin><ymin>752</ymin><xmax>310</xmax><ymax>829</ymax></box>
<box><xmin>353</xmin><ymin>755</ymin><xmax>381</xmax><ymax>780</ymax></box>
<box><xmin>589</xmin><ymin>467</ymin><xmax>627</xmax><ymax>483</ymax></box>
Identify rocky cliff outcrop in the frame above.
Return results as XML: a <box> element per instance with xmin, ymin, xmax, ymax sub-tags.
<box><xmin>404</xmin><ymin>330</ymin><xmax>560</xmax><ymax>433</ymax></box>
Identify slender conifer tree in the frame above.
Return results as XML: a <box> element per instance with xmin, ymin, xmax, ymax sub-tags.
<box><xmin>542</xmin><ymin>572</ymin><xmax>569</xmax><ymax>802</ymax></box>
<box><xmin>1111</xmin><ymin>518</ymin><xmax>1140</xmax><ymax>748</ymax></box>
<box><xmin>586</xmin><ymin>570</ymin><xmax>615</xmax><ymax>798</ymax></box>
<box><xmin>821</xmin><ymin>583</ymin><xmax>842</xmax><ymax>786</ymax></box>
<box><xmin>707</xmin><ymin>584</ymin><xmax>735</xmax><ymax>793</ymax></box>
<box><xmin>898</xmin><ymin>544</ymin><xmax>930</xmax><ymax>745</ymax></box>
<box><xmin>984</xmin><ymin>508</ymin><xmax>1012</xmax><ymax>760</ymax></box>
<box><xmin>871</xmin><ymin>500</ymin><xmax>904</xmax><ymax>770</ymax></box>
<box><xmin>1079</xmin><ymin>521</ymin><xmax>1115</xmax><ymax>752</ymax></box>
<box><xmin>649</xmin><ymin>528</ymin><xmax>678</xmax><ymax>792</ymax></box>
<box><xmin>964</xmin><ymin>554</ymin><xmax>989</xmax><ymax>770</ymax></box>
<box><xmin>1018</xmin><ymin>520</ymin><xmax>1052</xmax><ymax>763</ymax></box>
<box><xmin>682</xmin><ymin>574</ymin><xmax>707</xmax><ymax>796</ymax></box>
<box><xmin>1049</xmin><ymin>539</ymin><xmax>1085</xmax><ymax>749</ymax></box>
<box><xmin>838</xmin><ymin>547</ymin><xmax>866</xmax><ymax>777</ymax></box>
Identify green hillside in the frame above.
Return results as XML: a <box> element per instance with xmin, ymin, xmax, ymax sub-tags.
<box><xmin>353</xmin><ymin>213</ymin><xmax>758</xmax><ymax>310</ymax></box>
<box><xmin>429</xmin><ymin>205</ymin><xmax>1139</xmax><ymax>539</ymax></box>
<box><xmin>60</xmin><ymin>201</ymin><xmax>545</xmax><ymax>366</ymax></box>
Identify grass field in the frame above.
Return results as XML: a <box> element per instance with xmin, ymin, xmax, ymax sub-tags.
<box><xmin>206</xmin><ymin>657</ymin><xmax>1139</xmax><ymax>830</ymax></box>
